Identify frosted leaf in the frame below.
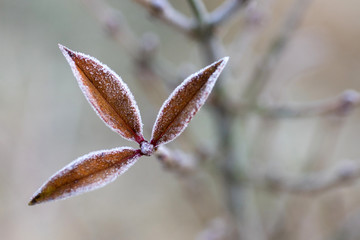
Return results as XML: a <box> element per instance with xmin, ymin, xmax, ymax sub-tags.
<box><xmin>150</xmin><ymin>57</ymin><xmax>229</xmax><ymax>147</ymax></box>
<box><xmin>28</xmin><ymin>147</ymin><xmax>141</xmax><ymax>205</ymax></box>
<box><xmin>59</xmin><ymin>44</ymin><xmax>144</xmax><ymax>143</ymax></box>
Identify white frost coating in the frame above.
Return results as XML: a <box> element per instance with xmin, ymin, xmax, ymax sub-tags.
<box><xmin>140</xmin><ymin>141</ymin><xmax>154</xmax><ymax>156</ymax></box>
<box><xmin>151</xmin><ymin>57</ymin><xmax>229</xmax><ymax>146</ymax></box>
<box><xmin>58</xmin><ymin>44</ymin><xmax>143</xmax><ymax>142</ymax></box>
<box><xmin>30</xmin><ymin>146</ymin><xmax>140</xmax><ymax>203</ymax></box>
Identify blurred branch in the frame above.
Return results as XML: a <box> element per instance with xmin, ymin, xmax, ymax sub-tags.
<box><xmin>133</xmin><ymin>0</ymin><xmax>193</xmax><ymax>35</ymax></box>
<box><xmin>81</xmin><ymin>0</ymin><xmax>139</xmax><ymax>57</ymax></box>
<box><xmin>155</xmin><ymin>146</ymin><xmax>198</xmax><ymax>176</ymax></box>
<box><xmin>182</xmin><ymin>1</ymin><xmax>249</xmax><ymax>239</ymax></box>
<box><xmin>242</xmin><ymin>0</ymin><xmax>313</xmax><ymax>105</ymax></box>
<box><xmin>209</xmin><ymin>0</ymin><xmax>250</xmax><ymax>26</ymax></box>
<box><xmin>248</xmin><ymin>160</ymin><xmax>360</xmax><ymax>194</ymax></box>
<box><xmin>155</xmin><ymin>146</ymin><xmax>222</xmax><ymax>225</ymax></box>
<box><xmin>257</xmin><ymin>90</ymin><xmax>360</xmax><ymax>118</ymax></box>
<box><xmin>188</xmin><ymin>0</ymin><xmax>208</xmax><ymax>27</ymax></box>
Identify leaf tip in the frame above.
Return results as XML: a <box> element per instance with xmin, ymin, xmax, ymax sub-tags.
<box><xmin>221</xmin><ymin>56</ymin><xmax>230</xmax><ymax>65</ymax></box>
<box><xmin>28</xmin><ymin>193</ymin><xmax>41</xmax><ymax>206</ymax></box>
<box><xmin>58</xmin><ymin>43</ymin><xmax>65</xmax><ymax>49</ymax></box>
<box><xmin>28</xmin><ymin>185</ymin><xmax>56</xmax><ymax>206</ymax></box>
<box><xmin>216</xmin><ymin>56</ymin><xmax>229</xmax><ymax>70</ymax></box>
<box><xmin>58</xmin><ymin>44</ymin><xmax>75</xmax><ymax>59</ymax></box>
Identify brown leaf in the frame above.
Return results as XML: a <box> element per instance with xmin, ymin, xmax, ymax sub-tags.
<box><xmin>29</xmin><ymin>147</ymin><xmax>141</xmax><ymax>205</ymax></box>
<box><xmin>150</xmin><ymin>57</ymin><xmax>229</xmax><ymax>146</ymax></box>
<box><xmin>59</xmin><ymin>44</ymin><xmax>144</xmax><ymax>143</ymax></box>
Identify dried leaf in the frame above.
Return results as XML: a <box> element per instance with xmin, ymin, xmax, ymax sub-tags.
<box><xmin>59</xmin><ymin>44</ymin><xmax>144</xmax><ymax>143</ymax></box>
<box><xmin>29</xmin><ymin>147</ymin><xmax>140</xmax><ymax>205</ymax></box>
<box><xmin>151</xmin><ymin>57</ymin><xmax>229</xmax><ymax>146</ymax></box>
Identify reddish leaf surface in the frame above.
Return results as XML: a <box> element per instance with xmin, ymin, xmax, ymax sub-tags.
<box><xmin>59</xmin><ymin>45</ymin><xmax>144</xmax><ymax>143</ymax></box>
<box><xmin>29</xmin><ymin>147</ymin><xmax>141</xmax><ymax>205</ymax></box>
<box><xmin>151</xmin><ymin>57</ymin><xmax>229</xmax><ymax>147</ymax></box>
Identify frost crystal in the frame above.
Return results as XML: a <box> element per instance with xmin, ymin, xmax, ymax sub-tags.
<box><xmin>140</xmin><ymin>141</ymin><xmax>155</xmax><ymax>156</ymax></box>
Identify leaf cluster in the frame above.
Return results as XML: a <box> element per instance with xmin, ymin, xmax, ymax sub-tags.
<box><xmin>29</xmin><ymin>45</ymin><xmax>228</xmax><ymax>205</ymax></box>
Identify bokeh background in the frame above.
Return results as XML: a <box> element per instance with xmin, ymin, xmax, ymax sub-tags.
<box><xmin>1</xmin><ymin>0</ymin><xmax>360</xmax><ymax>239</ymax></box>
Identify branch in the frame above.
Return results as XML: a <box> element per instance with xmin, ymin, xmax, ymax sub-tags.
<box><xmin>257</xmin><ymin>90</ymin><xmax>360</xmax><ymax>118</ymax></box>
<box><xmin>81</xmin><ymin>0</ymin><xmax>139</xmax><ymax>57</ymax></box>
<box><xmin>249</xmin><ymin>160</ymin><xmax>360</xmax><ymax>194</ymax></box>
<box><xmin>209</xmin><ymin>0</ymin><xmax>251</xmax><ymax>26</ymax></box>
<box><xmin>242</xmin><ymin>0</ymin><xmax>313</xmax><ymax>105</ymax></box>
<box><xmin>133</xmin><ymin>0</ymin><xmax>193</xmax><ymax>35</ymax></box>
<box><xmin>154</xmin><ymin>146</ymin><xmax>198</xmax><ymax>176</ymax></box>
<box><xmin>155</xmin><ymin>146</ymin><xmax>222</xmax><ymax>224</ymax></box>
<box><xmin>187</xmin><ymin>0</ymin><xmax>208</xmax><ymax>28</ymax></box>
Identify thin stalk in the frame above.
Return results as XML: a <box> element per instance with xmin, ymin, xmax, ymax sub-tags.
<box><xmin>186</xmin><ymin>1</ymin><xmax>248</xmax><ymax>239</ymax></box>
<box><xmin>134</xmin><ymin>0</ymin><xmax>193</xmax><ymax>35</ymax></box>
<box><xmin>187</xmin><ymin>0</ymin><xmax>208</xmax><ymax>28</ymax></box>
<box><xmin>209</xmin><ymin>0</ymin><xmax>250</xmax><ymax>26</ymax></box>
<box><xmin>242</xmin><ymin>0</ymin><xmax>313</xmax><ymax>106</ymax></box>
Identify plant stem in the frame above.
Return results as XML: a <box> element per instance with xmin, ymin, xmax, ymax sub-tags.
<box><xmin>209</xmin><ymin>0</ymin><xmax>250</xmax><ymax>26</ymax></box>
<box><xmin>187</xmin><ymin>1</ymin><xmax>248</xmax><ymax>239</ymax></box>
<box><xmin>187</xmin><ymin>0</ymin><xmax>208</xmax><ymax>28</ymax></box>
<box><xmin>242</xmin><ymin>0</ymin><xmax>313</xmax><ymax>106</ymax></box>
<box><xmin>134</xmin><ymin>0</ymin><xmax>193</xmax><ymax>35</ymax></box>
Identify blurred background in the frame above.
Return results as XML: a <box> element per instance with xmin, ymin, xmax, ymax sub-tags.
<box><xmin>1</xmin><ymin>0</ymin><xmax>360</xmax><ymax>239</ymax></box>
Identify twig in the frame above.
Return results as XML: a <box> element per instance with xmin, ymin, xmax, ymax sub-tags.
<box><xmin>133</xmin><ymin>0</ymin><xmax>193</xmax><ymax>35</ymax></box>
<box><xmin>154</xmin><ymin>145</ymin><xmax>198</xmax><ymax>176</ymax></box>
<box><xmin>184</xmin><ymin>1</ymin><xmax>247</xmax><ymax>239</ymax></box>
<box><xmin>256</xmin><ymin>90</ymin><xmax>360</xmax><ymax>118</ymax></box>
<box><xmin>209</xmin><ymin>0</ymin><xmax>251</xmax><ymax>26</ymax></box>
<box><xmin>155</xmin><ymin>146</ymin><xmax>222</xmax><ymax>225</ymax></box>
<box><xmin>242</xmin><ymin>0</ymin><xmax>313</xmax><ymax>105</ymax></box>
<box><xmin>188</xmin><ymin>0</ymin><xmax>208</xmax><ymax>27</ymax></box>
<box><xmin>81</xmin><ymin>0</ymin><xmax>139</xmax><ymax>57</ymax></box>
<box><xmin>248</xmin><ymin>160</ymin><xmax>360</xmax><ymax>194</ymax></box>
